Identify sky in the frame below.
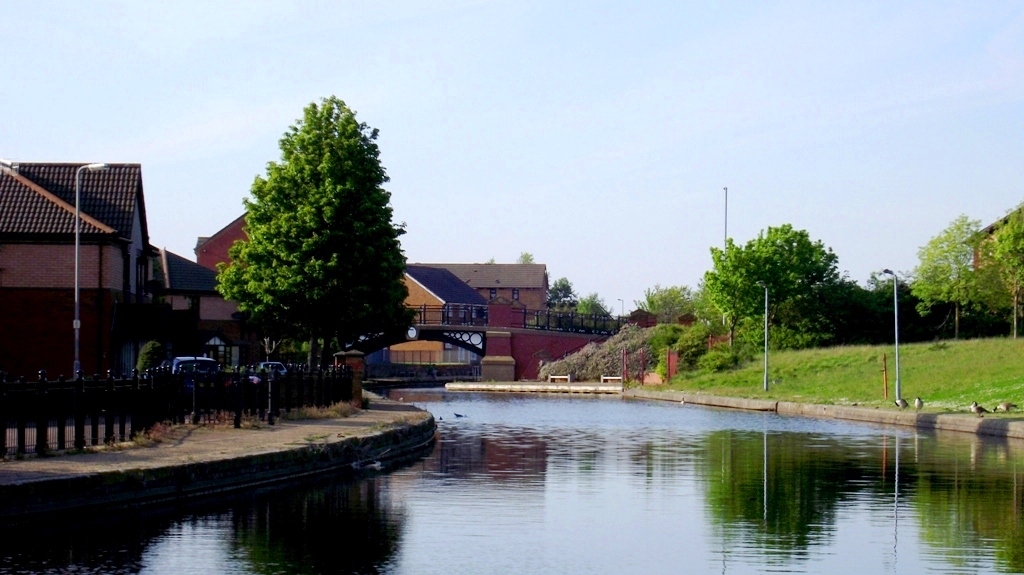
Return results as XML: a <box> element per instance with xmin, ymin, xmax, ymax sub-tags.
<box><xmin>2</xmin><ymin>1</ymin><xmax>1023</xmax><ymax>312</ymax></box>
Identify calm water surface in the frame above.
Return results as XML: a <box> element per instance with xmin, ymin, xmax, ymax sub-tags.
<box><xmin>3</xmin><ymin>390</ymin><xmax>1024</xmax><ymax>574</ymax></box>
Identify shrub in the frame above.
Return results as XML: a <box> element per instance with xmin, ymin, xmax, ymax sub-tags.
<box><xmin>136</xmin><ymin>340</ymin><xmax>165</xmax><ymax>371</ymax></box>
<box><xmin>697</xmin><ymin>346</ymin><xmax>739</xmax><ymax>372</ymax></box>
<box><xmin>675</xmin><ymin>323</ymin><xmax>714</xmax><ymax>369</ymax></box>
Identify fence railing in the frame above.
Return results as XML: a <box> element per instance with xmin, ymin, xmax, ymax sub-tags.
<box><xmin>411</xmin><ymin>304</ymin><xmax>488</xmax><ymax>326</ymax></box>
<box><xmin>517</xmin><ymin>309</ymin><xmax>625</xmax><ymax>335</ymax></box>
<box><xmin>0</xmin><ymin>366</ymin><xmax>353</xmax><ymax>457</ymax></box>
<box><xmin>365</xmin><ymin>363</ymin><xmax>480</xmax><ymax>382</ymax></box>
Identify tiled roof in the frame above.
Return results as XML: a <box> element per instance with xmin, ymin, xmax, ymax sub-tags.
<box><xmin>0</xmin><ymin>163</ymin><xmax>144</xmax><ymax>239</ymax></box>
<box><xmin>406</xmin><ymin>265</ymin><xmax>488</xmax><ymax>305</ymax></box>
<box><xmin>420</xmin><ymin>263</ymin><xmax>548</xmax><ymax>289</ymax></box>
<box><xmin>160</xmin><ymin>249</ymin><xmax>219</xmax><ymax>293</ymax></box>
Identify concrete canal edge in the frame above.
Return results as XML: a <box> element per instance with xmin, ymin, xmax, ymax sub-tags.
<box><xmin>624</xmin><ymin>388</ymin><xmax>1024</xmax><ymax>439</ymax></box>
<box><xmin>0</xmin><ymin>411</ymin><xmax>436</xmax><ymax>522</ymax></box>
<box><xmin>445</xmin><ymin>381</ymin><xmax>622</xmax><ymax>394</ymax></box>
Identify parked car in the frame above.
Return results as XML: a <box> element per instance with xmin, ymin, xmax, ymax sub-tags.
<box><xmin>160</xmin><ymin>357</ymin><xmax>220</xmax><ymax>392</ymax></box>
<box><xmin>162</xmin><ymin>357</ymin><xmax>220</xmax><ymax>374</ymax></box>
<box><xmin>256</xmin><ymin>361</ymin><xmax>288</xmax><ymax>376</ymax></box>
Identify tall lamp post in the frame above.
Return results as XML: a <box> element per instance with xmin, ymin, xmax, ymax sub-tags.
<box><xmin>882</xmin><ymin>269</ymin><xmax>901</xmax><ymax>401</ymax></box>
<box><xmin>617</xmin><ymin>298</ymin><xmax>624</xmax><ymax>317</ymax></box>
<box><xmin>722</xmin><ymin>186</ymin><xmax>728</xmax><ymax>250</ymax></box>
<box><xmin>74</xmin><ymin>163</ymin><xmax>110</xmax><ymax>376</ymax></box>
<box><xmin>758</xmin><ymin>281</ymin><xmax>769</xmax><ymax>392</ymax></box>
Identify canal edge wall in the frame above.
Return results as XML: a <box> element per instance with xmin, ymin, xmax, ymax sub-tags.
<box><xmin>0</xmin><ymin>414</ymin><xmax>436</xmax><ymax>522</ymax></box>
<box><xmin>624</xmin><ymin>389</ymin><xmax>1024</xmax><ymax>439</ymax></box>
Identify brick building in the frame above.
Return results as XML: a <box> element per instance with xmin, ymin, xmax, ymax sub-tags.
<box><xmin>0</xmin><ymin>162</ymin><xmax>154</xmax><ymax>378</ymax></box>
<box><xmin>386</xmin><ymin>265</ymin><xmax>488</xmax><ymax>364</ymax></box>
<box><xmin>154</xmin><ymin>248</ymin><xmax>256</xmax><ymax>366</ymax></box>
<box><xmin>195</xmin><ymin>213</ymin><xmax>246</xmax><ymax>271</ymax></box>
<box><xmin>420</xmin><ymin>263</ymin><xmax>548</xmax><ymax>309</ymax></box>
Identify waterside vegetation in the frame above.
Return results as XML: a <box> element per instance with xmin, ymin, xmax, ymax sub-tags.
<box><xmin>657</xmin><ymin>337</ymin><xmax>1024</xmax><ymax>412</ymax></box>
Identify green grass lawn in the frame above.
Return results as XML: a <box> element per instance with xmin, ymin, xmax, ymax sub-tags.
<box><xmin>656</xmin><ymin>337</ymin><xmax>1024</xmax><ymax>413</ymax></box>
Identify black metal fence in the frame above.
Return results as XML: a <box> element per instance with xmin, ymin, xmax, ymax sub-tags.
<box><xmin>412</xmin><ymin>304</ymin><xmax>488</xmax><ymax>326</ymax></box>
<box><xmin>365</xmin><ymin>363</ymin><xmax>480</xmax><ymax>382</ymax></box>
<box><xmin>0</xmin><ymin>366</ymin><xmax>353</xmax><ymax>457</ymax></box>
<box><xmin>519</xmin><ymin>309</ymin><xmax>625</xmax><ymax>335</ymax></box>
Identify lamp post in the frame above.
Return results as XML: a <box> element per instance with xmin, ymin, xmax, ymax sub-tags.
<box><xmin>74</xmin><ymin>163</ymin><xmax>110</xmax><ymax>376</ymax></box>
<box><xmin>882</xmin><ymin>269</ymin><xmax>901</xmax><ymax>401</ymax></box>
<box><xmin>758</xmin><ymin>281</ymin><xmax>769</xmax><ymax>392</ymax></box>
<box><xmin>617</xmin><ymin>298</ymin><xmax>624</xmax><ymax>317</ymax></box>
<box><xmin>722</xmin><ymin>186</ymin><xmax>728</xmax><ymax>250</ymax></box>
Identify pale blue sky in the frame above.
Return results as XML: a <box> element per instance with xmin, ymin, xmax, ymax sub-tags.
<box><xmin>2</xmin><ymin>1</ymin><xmax>1022</xmax><ymax>310</ymax></box>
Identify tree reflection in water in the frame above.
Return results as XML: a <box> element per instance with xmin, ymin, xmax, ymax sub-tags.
<box><xmin>0</xmin><ymin>475</ymin><xmax>406</xmax><ymax>575</ymax></box>
<box><xmin>696</xmin><ymin>427</ymin><xmax>1024</xmax><ymax>572</ymax></box>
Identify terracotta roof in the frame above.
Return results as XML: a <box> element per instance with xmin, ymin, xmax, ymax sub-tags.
<box><xmin>420</xmin><ymin>263</ymin><xmax>548</xmax><ymax>290</ymax></box>
<box><xmin>406</xmin><ymin>265</ymin><xmax>488</xmax><ymax>305</ymax></box>
<box><xmin>0</xmin><ymin>162</ymin><xmax>145</xmax><ymax>241</ymax></box>
<box><xmin>160</xmin><ymin>249</ymin><xmax>218</xmax><ymax>294</ymax></box>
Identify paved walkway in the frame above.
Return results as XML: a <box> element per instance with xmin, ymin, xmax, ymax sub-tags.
<box><xmin>0</xmin><ymin>396</ymin><xmax>432</xmax><ymax>487</ymax></box>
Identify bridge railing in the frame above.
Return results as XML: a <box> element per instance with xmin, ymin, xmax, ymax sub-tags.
<box><xmin>411</xmin><ymin>304</ymin><xmax>488</xmax><ymax>327</ymax></box>
<box><xmin>517</xmin><ymin>309</ymin><xmax>625</xmax><ymax>335</ymax></box>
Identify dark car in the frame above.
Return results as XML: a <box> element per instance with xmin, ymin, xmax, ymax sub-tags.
<box><xmin>161</xmin><ymin>357</ymin><xmax>220</xmax><ymax>391</ymax></box>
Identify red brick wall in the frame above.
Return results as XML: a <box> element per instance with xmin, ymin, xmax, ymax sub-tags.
<box><xmin>508</xmin><ymin>329</ymin><xmax>605</xmax><ymax>380</ymax></box>
<box><xmin>196</xmin><ymin>216</ymin><xmax>247</xmax><ymax>271</ymax></box>
<box><xmin>0</xmin><ymin>244</ymin><xmax>123</xmax><ymax>290</ymax></box>
<box><xmin>0</xmin><ymin>288</ymin><xmax>116</xmax><ymax>379</ymax></box>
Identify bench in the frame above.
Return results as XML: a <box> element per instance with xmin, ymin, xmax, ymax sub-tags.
<box><xmin>548</xmin><ymin>374</ymin><xmax>573</xmax><ymax>383</ymax></box>
<box><xmin>600</xmin><ymin>376</ymin><xmax>623</xmax><ymax>384</ymax></box>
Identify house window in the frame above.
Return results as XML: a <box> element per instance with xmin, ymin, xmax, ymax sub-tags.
<box><xmin>489</xmin><ymin>288</ymin><xmax>497</xmax><ymax>299</ymax></box>
<box><xmin>512</xmin><ymin>288</ymin><xmax>520</xmax><ymax>300</ymax></box>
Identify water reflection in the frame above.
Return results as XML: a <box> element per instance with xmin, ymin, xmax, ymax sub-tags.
<box><xmin>0</xmin><ymin>476</ymin><xmax>406</xmax><ymax>575</ymax></box>
<box><xmin>6</xmin><ymin>392</ymin><xmax>1024</xmax><ymax>573</ymax></box>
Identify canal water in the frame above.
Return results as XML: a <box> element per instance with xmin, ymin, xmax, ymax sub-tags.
<box><xmin>3</xmin><ymin>390</ymin><xmax>1024</xmax><ymax>574</ymax></box>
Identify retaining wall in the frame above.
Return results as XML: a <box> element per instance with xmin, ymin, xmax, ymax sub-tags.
<box><xmin>625</xmin><ymin>389</ymin><xmax>1024</xmax><ymax>439</ymax></box>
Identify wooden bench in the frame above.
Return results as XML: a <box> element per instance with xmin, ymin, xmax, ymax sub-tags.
<box><xmin>600</xmin><ymin>376</ymin><xmax>623</xmax><ymax>384</ymax></box>
<box><xmin>548</xmin><ymin>374</ymin><xmax>573</xmax><ymax>383</ymax></box>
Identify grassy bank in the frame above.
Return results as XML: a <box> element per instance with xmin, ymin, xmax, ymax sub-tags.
<box><xmin>657</xmin><ymin>337</ymin><xmax>1024</xmax><ymax>413</ymax></box>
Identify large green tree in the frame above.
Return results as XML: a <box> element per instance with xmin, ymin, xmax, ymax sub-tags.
<box><xmin>218</xmin><ymin>97</ymin><xmax>411</xmax><ymax>366</ymax></box>
<box><xmin>988</xmin><ymin>207</ymin><xmax>1024</xmax><ymax>338</ymax></box>
<box><xmin>911</xmin><ymin>215</ymin><xmax>981</xmax><ymax>339</ymax></box>
<box><xmin>547</xmin><ymin>277</ymin><xmax>578</xmax><ymax>310</ymax></box>
<box><xmin>703</xmin><ymin>224</ymin><xmax>840</xmax><ymax>346</ymax></box>
<box><xmin>635</xmin><ymin>284</ymin><xmax>695</xmax><ymax>323</ymax></box>
<box><xmin>577</xmin><ymin>292</ymin><xmax>610</xmax><ymax>315</ymax></box>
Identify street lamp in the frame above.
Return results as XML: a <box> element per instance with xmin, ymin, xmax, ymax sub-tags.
<box><xmin>757</xmin><ymin>281</ymin><xmax>769</xmax><ymax>392</ymax></box>
<box><xmin>722</xmin><ymin>186</ymin><xmax>728</xmax><ymax>250</ymax></box>
<box><xmin>617</xmin><ymin>298</ymin><xmax>624</xmax><ymax>317</ymax></box>
<box><xmin>74</xmin><ymin>163</ymin><xmax>109</xmax><ymax>376</ymax></box>
<box><xmin>882</xmin><ymin>269</ymin><xmax>901</xmax><ymax>401</ymax></box>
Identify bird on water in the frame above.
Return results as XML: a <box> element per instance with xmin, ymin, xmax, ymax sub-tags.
<box><xmin>895</xmin><ymin>398</ymin><xmax>908</xmax><ymax>409</ymax></box>
<box><xmin>999</xmin><ymin>402</ymin><xmax>1018</xmax><ymax>412</ymax></box>
<box><xmin>971</xmin><ymin>401</ymin><xmax>990</xmax><ymax>417</ymax></box>
<box><xmin>914</xmin><ymin>397</ymin><xmax>923</xmax><ymax>411</ymax></box>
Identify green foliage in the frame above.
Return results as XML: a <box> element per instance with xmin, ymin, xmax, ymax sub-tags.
<box><xmin>635</xmin><ymin>284</ymin><xmax>695</xmax><ymax>323</ymax></box>
<box><xmin>676</xmin><ymin>322</ymin><xmax>714</xmax><ymax>368</ymax></box>
<box><xmin>217</xmin><ymin>97</ymin><xmax>412</xmax><ymax>363</ymax></box>
<box><xmin>547</xmin><ymin>277</ymin><xmax>578</xmax><ymax>310</ymax></box>
<box><xmin>577</xmin><ymin>292</ymin><xmax>610</xmax><ymax>315</ymax></box>
<box><xmin>665</xmin><ymin>337</ymin><xmax>1024</xmax><ymax>410</ymax></box>
<box><xmin>988</xmin><ymin>206</ymin><xmax>1024</xmax><ymax>336</ymax></box>
<box><xmin>516</xmin><ymin>252</ymin><xmax>535</xmax><ymax>264</ymax></box>
<box><xmin>911</xmin><ymin>215</ymin><xmax>982</xmax><ymax>338</ymax></box>
<box><xmin>697</xmin><ymin>346</ymin><xmax>740</xmax><ymax>372</ymax></box>
<box><xmin>136</xmin><ymin>340</ymin><xmax>165</xmax><ymax>371</ymax></box>
<box><xmin>703</xmin><ymin>224</ymin><xmax>840</xmax><ymax>346</ymax></box>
